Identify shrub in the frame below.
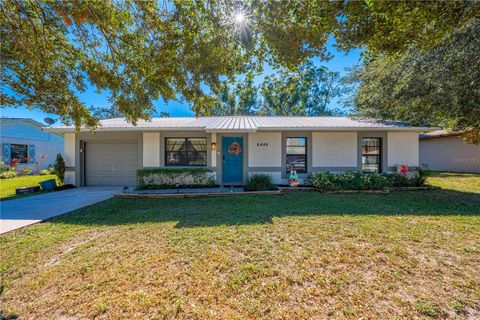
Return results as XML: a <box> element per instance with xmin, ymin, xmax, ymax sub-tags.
<box><xmin>0</xmin><ymin>170</ymin><xmax>17</xmax><ymax>179</ymax></box>
<box><xmin>245</xmin><ymin>174</ymin><xmax>276</xmax><ymax>191</ymax></box>
<box><xmin>385</xmin><ymin>167</ymin><xmax>430</xmax><ymax>187</ymax></box>
<box><xmin>20</xmin><ymin>168</ymin><xmax>32</xmax><ymax>175</ymax></box>
<box><xmin>54</xmin><ymin>154</ymin><xmax>66</xmax><ymax>185</ymax></box>
<box><xmin>309</xmin><ymin>168</ymin><xmax>428</xmax><ymax>191</ymax></box>
<box><xmin>308</xmin><ymin>171</ymin><xmax>388</xmax><ymax>191</ymax></box>
<box><xmin>137</xmin><ymin>168</ymin><xmax>215</xmax><ymax>189</ymax></box>
<box><xmin>0</xmin><ymin>162</ymin><xmax>17</xmax><ymax>179</ymax></box>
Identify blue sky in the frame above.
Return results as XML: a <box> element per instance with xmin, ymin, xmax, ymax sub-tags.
<box><xmin>1</xmin><ymin>38</ymin><xmax>362</xmax><ymax>125</ymax></box>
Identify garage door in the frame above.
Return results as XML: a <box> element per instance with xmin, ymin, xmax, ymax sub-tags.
<box><xmin>85</xmin><ymin>141</ymin><xmax>138</xmax><ymax>186</ymax></box>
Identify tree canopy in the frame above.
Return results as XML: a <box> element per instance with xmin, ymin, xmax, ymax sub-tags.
<box><xmin>205</xmin><ymin>62</ymin><xmax>344</xmax><ymax>116</ymax></box>
<box><xmin>208</xmin><ymin>74</ymin><xmax>258</xmax><ymax>116</ymax></box>
<box><xmin>1</xmin><ymin>1</ymin><xmax>478</xmax><ymax>127</ymax></box>
<box><xmin>258</xmin><ymin>62</ymin><xmax>344</xmax><ymax>116</ymax></box>
<box><xmin>353</xmin><ymin>20</ymin><xmax>480</xmax><ymax>143</ymax></box>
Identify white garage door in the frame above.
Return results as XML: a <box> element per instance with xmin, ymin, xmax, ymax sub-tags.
<box><xmin>85</xmin><ymin>141</ymin><xmax>138</xmax><ymax>186</ymax></box>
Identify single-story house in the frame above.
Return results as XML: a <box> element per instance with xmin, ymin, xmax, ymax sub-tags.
<box><xmin>49</xmin><ymin>116</ymin><xmax>432</xmax><ymax>186</ymax></box>
<box><xmin>420</xmin><ymin>130</ymin><xmax>480</xmax><ymax>173</ymax></box>
<box><xmin>1</xmin><ymin>118</ymin><xmax>64</xmax><ymax>170</ymax></box>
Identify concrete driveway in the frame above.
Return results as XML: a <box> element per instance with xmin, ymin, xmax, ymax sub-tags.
<box><xmin>0</xmin><ymin>187</ymin><xmax>121</xmax><ymax>234</ymax></box>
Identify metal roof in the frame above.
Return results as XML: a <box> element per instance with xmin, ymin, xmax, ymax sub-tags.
<box><xmin>49</xmin><ymin>116</ymin><xmax>435</xmax><ymax>132</ymax></box>
<box><xmin>419</xmin><ymin>130</ymin><xmax>461</xmax><ymax>140</ymax></box>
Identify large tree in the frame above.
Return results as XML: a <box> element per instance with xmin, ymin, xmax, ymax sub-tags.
<box><xmin>1</xmin><ymin>1</ymin><xmax>478</xmax><ymax>127</ymax></box>
<box><xmin>259</xmin><ymin>62</ymin><xmax>344</xmax><ymax>116</ymax></box>
<box><xmin>206</xmin><ymin>62</ymin><xmax>344</xmax><ymax>116</ymax></box>
<box><xmin>353</xmin><ymin>20</ymin><xmax>480</xmax><ymax>143</ymax></box>
<box><xmin>208</xmin><ymin>74</ymin><xmax>258</xmax><ymax>116</ymax></box>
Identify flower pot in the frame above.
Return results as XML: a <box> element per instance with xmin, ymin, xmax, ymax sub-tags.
<box><xmin>39</xmin><ymin>179</ymin><xmax>56</xmax><ymax>191</ymax></box>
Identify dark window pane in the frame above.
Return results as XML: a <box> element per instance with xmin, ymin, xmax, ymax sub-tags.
<box><xmin>286</xmin><ymin>146</ymin><xmax>306</xmax><ymax>155</ymax></box>
<box><xmin>286</xmin><ymin>155</ymin><xmax>306</xmax><ymax>173</ymax></box>
<box><xmin>187</xmin><ymin>151</ymin><xmax>207</xmax><ymax>166</ymax></box>
<box><xmin>362</xmin><ymin>147</ymin><xmax>380</xmax><ymax>155</ymax></box>
<box><xmin>362</xmin><ymin>155</ymin><xmax>380</xmax><ymax>164</ymax></box>
<box><xmin>166</xmin><ymin>151</ymin><xmax>187</xmax><ymax>166</ymax></box>
<box><xmin>187</xmin><ymin>138</ymin><xmax>207</xmax><ymax>152</ymax></box>
<box><xmin>11</xmin><ymin>144</ymin><xmax>28</xmax><ymax>163</ymax></box>
<box><xmin>362</xmin><ymin>164</ymin><xmax>379</xmax><ymax>173</ymax></box>
<box><xmin>166</xmin><ymin>138</ymin><xmax>186</xmax><ymax>151</ymax></box>
<box><xmin>286</xmin><ymin>137</ymin><xmax>306</xmax><ymax>147</ymax></box>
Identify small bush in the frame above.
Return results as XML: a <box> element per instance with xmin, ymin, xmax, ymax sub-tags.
<box><xmin>245</xmin><ymin>174</ymin><xmax>276</xmax><ymax>191</ymax></box>
<box><xmin>20</xmin><ymin>168</ymin><xmax>32</xmax><ymax>175</ymax></box>
<box><xmin>0</xmin><ymin>170</ymin><xmax>17</xmax><ymax>179</ymax></box>
<box><xmin>54</xmin><ymin>154</ymin><xmax>66</xmax><ymax>185</ymax></box>
<box><xmin>385</xmin><ymin>167</ymin><xmax>430</xmax><ymax>187</ymax></box>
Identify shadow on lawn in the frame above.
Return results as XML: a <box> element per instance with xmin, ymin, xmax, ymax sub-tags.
<box><xmin>46</xmin><ymin>188</ymin><xmax>480</xmax><ymax>228</ymax></box>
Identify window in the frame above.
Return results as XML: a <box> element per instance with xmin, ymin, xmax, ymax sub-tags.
<box><xmin>362</xmin><ymin>138</ymin><xmax>382</xmax><ymax>173</ymax></box>
<box><xmin>10</xmin><ymin>144</ymin><xmax>29</xmax><ymax>163</ymax></box>
<box><xmin>165</xmin><ymin>138</ymin><xmax>207</xmax><ymax>166</ymax></box>
<box><xmin>286</xmin><ymin>137</ymin><xmax>307</xmax><ymax>173</ymax></box>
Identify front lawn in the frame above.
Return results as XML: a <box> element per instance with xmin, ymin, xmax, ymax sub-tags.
<box><xmin>1</xmin><ymin>174</ymin><xmax>479</xmax><ymax>319</ymax></box>
<box><xmin>0</xmin><ymin>174</ymin><xmax>58</xmax><ymax>200</ymax></box>
<box><xmin>427</xmin><ymin>171</ymin><xmax>480</xmax><ymax>193</ymax></box>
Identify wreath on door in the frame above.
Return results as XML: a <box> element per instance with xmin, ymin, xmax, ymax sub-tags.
<box><xmin>228</xmin><ymin>141</ymin><xmax>242</xmax><ymax>155</ymax></box>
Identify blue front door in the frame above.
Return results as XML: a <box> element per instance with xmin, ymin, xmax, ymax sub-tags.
<box><xmin>222</xmin><ymin>137</ymin><xmax>243</xmax><ymax>183</ymax></box>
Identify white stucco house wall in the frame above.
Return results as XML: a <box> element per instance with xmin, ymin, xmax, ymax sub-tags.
<box><xmin>0</xmin><ymin>118</ymin><xmax>64</xmax><ymax>170</ymax></box>
<box><xmin>420</xmin><ymin>130</ymin><xmax>480</xmax><ymax>173</ymax></box>
<box><xmin>49</xmin><ymin>116</ymin><xmax>431</xmax><ymax>186</ymax></box>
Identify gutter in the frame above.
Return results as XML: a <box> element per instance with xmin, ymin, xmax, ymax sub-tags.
<box><xmin>45</xmin><ymin>126</ymin><xmax>440</xmax><ymax>133</ymax></box>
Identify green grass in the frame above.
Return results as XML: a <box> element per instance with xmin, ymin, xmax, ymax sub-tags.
<box><xmin>427</xmin><ymin>171</ymin><xmax>480</xmax><ymax>193</ymax></box>
<box><xmin>0</xmin><ymin>173</ymin><xmax>479</xmax><ymax>319</ymax></box>
<box><xmin>0</xmin><ymin>174</ymin><xmax>58</xmax><ymax>200</ymax></box>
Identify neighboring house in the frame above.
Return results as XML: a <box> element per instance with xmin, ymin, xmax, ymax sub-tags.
<box><xmin>419</xmin><ymin>130</ymin><xmax>480</xmax><ymax>173</ymax></box>
<box><xmin>0</xmin><ymin>118</ymin><xmax>64</xmax><ymax>170</ymax></box>
<box><xmin>49</xmin><ymin>116</ymin><xmax>431</xmax><ymax>186</ymax></box>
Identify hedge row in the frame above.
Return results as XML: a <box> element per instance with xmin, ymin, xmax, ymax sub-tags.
<box><xmin>308</xmin><ymin>170</ymin><xmax>428</xmax><ymax>191</ymax></box>
<box><xmin>137</xmin><ymin>168</ymin><xmax>215</xmax><ymax>189</ymax></box>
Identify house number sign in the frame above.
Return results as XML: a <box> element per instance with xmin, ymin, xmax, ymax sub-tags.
<box><xmin>257</xmin><ymin>142</ymin><xmax>269</xmax><ymax>147</ymax></box>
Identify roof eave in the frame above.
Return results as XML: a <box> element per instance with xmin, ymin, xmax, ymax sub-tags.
<box><xmin>47</xmin><ymin>126</ymin><xmax>439</xmax><ymax>133</ymax></box>
<box><xmin>257</xmin><ymin>126</ymin><xmax>439</xmax><ymax>132</ymax></box>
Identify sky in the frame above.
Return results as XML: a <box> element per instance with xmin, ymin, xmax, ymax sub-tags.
<box><xmin>1</xmin><ymin>38</ymin><xmax>362</xmax><ymax>125</ymax></box>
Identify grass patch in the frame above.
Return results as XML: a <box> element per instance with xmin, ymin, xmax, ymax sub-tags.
<box><xmin>427</xmin><ymin>171</ymin><xmax>480</xmax><ymax>193</ymax></box>
<box><xmin>0</xmin><ymin>173</ymin><xmax>479</xmax><ymax>319</ymax></box>
<box><xmin>0</xmin><ymin>174</ymin><xmax>58</xmax><ymax>200</ymax></box>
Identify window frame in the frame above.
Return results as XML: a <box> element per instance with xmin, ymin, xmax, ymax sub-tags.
<box><xmin>361</xmin><ymin>137</ymin><xmax>382</xmax><ymax>173</ymax></box>
<box><xmin>10</xmin><ymin>144</ymin><xmax>29</xmax><ymax>163</ymax></box>
<box><xmin>165</xmin><ymin>137</ymin><xmax>207</xmax><ymax>167</ymax></box>
<box><xmin>285</xmin><ymin>137</ymin><xmax>307</xmax><ymax>174</ymax></box>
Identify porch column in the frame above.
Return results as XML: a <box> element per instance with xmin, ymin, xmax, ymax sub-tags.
<box><xmin>64</xmin><ymin>132</ymin><xmax>76</xmax><ymax>185</ymax></box>
<box><xmin>143</xmin><ymin>132</ymin><xmax>160</xmax><ymax>167</ymax></box>
<box><xmin>211</xmin><ymin>132</ymin><xmax>217</xmax><ymax>168</ymax></box>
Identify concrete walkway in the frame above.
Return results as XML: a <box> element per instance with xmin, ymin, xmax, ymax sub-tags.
<box><xmin>0</xmin><ymin>187</ymin><xmax>121</xmax><ymax>234</ymax></box>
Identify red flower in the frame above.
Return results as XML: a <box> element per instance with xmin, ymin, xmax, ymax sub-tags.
<box><xmin>10</xmin><ymin>158</ymin><xmax>20</xmax><ymax>167</ymax></box>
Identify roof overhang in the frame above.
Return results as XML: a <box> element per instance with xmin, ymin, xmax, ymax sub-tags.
<box><xmin>46</xmin><ymin>126</ymin><xmax>439</xmax><ymax>134</ymax></box>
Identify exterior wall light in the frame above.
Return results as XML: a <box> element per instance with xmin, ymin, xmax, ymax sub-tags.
<box><xmin>211</xmin><ymin>142</ymin><xmax>217</xmax><ymax>151</ymax></box>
